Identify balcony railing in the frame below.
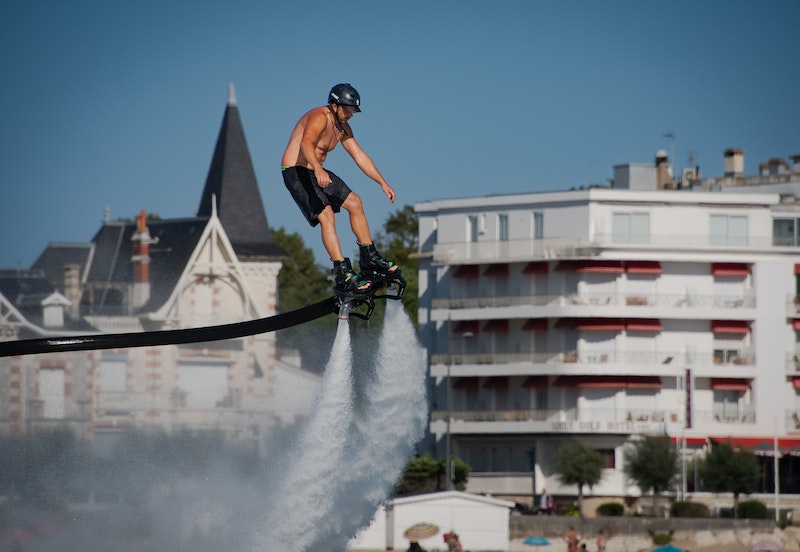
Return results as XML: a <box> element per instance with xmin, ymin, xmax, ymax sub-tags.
<box><xmin>431</xmin><ymin>406</ymin><xmax>753</xmax><ymax>427</ymax></box>
<box><xmin>432</xmin><ymin>291</ymin><xmax>755</xmax><ymax>310</ymax></box>
<box><xmin>432</xmin><ymin>233</ymin><xmax>794</xmax><ymax>264</ymax></box>
<box><xmin>431</xmin><ymin>349</ymin><xmax>754</xmax><ymax>368</ymax></box>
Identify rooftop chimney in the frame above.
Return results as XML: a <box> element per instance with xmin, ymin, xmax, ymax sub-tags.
<box><xmin>655</xmin><ymin>150</ymin><xmax>673</xmax><ymax>189</ymax></box>
<box><xmin>131</xmin><ymin>210</ymin><xmax>155</xmax><ymax>309</ymax></box>
<box><xmin>723</xmin><ymin>148</ymin><xmax>744</xmax><ymax>177</ymax></box>
<box><xmin>63</xmin><ymin>263</ymin><xmax>81</xmax><ymax>319</ymax></box>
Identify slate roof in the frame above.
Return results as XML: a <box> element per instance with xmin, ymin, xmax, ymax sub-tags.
<box><xmin>31</xmin><ymin>241</ymin><xmax>94</xmax><ymax>290</ymax></box>
<box><xmin>197</xmin><ymin>84</ymin><xmax>285</xmax><ymax>260</ymax></box>
<box><xmin>86</xmin><ymin>217</ymin><xmax>208</xmax><ymax>312</ymax></box>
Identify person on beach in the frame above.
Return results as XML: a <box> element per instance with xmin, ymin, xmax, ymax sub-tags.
<box><xmin>597</xmin><ymin>528</ymin><xmax>607</xmax><ymax>551</ymax></box>
<box><xmin>564</xmin><ymin>525</ymin><xmax>581</xmax><ymax>552</ymax></box>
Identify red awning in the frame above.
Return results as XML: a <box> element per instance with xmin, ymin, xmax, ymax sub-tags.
<box><xmin>710</xmin><ymin>377</ymin><xmax>750</xmax><ymax>391</ymax></box>
<box><xmin>452</xmin><ymin>265</ymin><xmax>480</xmax><ymax>278</ymax></box>
<box><xmin>553</xmin><ymin>375</ymin><xmax>662</xmax><ymax>388</ymax></box>
<box><xmin>484</xmin><ymin>263</ymin><xmax>509</xmax><ymax>277</ymax></box>
<box><xmin>795</xmin><ymin>263</ymin><xmax>800</xmax><ymax>276</ymax></box>
<box><xmin>711</xmin><ymin>320</ymin><xmax>751</xmax><ymax>334</ymax></box>
<box><xmin>792</xmin><ymin>376</ymin><xmax>800</xmax><ymax>390</ymax></box>
<box><xmin>452</xmin><ymin>320</ymin><xmax>479</xmax><ymax>334</ymax></box>
<box><xmin>483</xmin><ymin>376</ymin><xmax>509</xmax><ymax>389</ymax></box>
<box><xmin>482</xmin><ymin>319</ymin><xmax>509</xmax><ymax>333</ymax></box>
<box><xmin>556</xmin><ymin>260</ymin><xmax>624</xmax><ymax>273</ymax></box>
<box><xmin>522</xmin><ymin>375</ymin><xmax>549</xmax><ymax>388</ymax></box>
<box><xmin>711</xmin><ymin>437</ymin><xmax>800</xmax><ymax>451</ymax></box>
<box><xmin>626</xmin><ymin>319</ymin><xmax>663</xmax><ymax>332</ymax></box>
<box><xmin>792</xmin><ymin>320</ymin><xmax>800</xmax><ymax>330</ymax></box>
<box><xmin>711</xmin><ymin>262</ymin><xmax>750</xmax><ymax>276</ymax></box>
<box><xmin>569</xmin><ymin>318</ymin><xmax>626</xmax><ymax>331</ymax></box>
<box><xmin>452</xmin><ymin>377</ymin><xmax>480</xmax><ymax>390</ymax></box>
<box><xmin>625</xmin><ymin>261</ymin><xmax>663</xmax><ymax>274</ymax></box>
<box><xmin>522</xmin><ymin>318</ymin><xmax>549</xmax><ymax>331</ymax></box>
<box><xmin>523</xmin><ymin>261</ymin><xmax>549</xmax><ymax>275</ymax></box>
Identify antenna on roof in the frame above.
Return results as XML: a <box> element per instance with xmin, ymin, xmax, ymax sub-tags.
<box><xmin>227</xmin><ymin>83</ymin><xmax>237</xmax><ymax>106</ymax></box>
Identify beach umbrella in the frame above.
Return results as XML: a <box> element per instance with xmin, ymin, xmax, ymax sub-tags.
<box><xmin>750</xmin><ymin>540</ymin><xmax>782</xmax><ymax>552</ymax></box>
<box><xmin>523</xmin><ymin>535</ymin><xmax>551</xmax><ymax>546</ymax></box>
<box><xmin>403</xmin><ymin>522</ymin><xmax>440</xmax><ymax>541</ymax></box>
<box><xmin>653</xmin><ymin>545</ymin><xmax>685</xmax><ymax>552</ymax></box>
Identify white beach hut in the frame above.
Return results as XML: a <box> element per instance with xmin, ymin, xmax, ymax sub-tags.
<box><xmin>349</xmin><ymin>491</ymin><xmax>514</xmax><ymax>551</ymax></box>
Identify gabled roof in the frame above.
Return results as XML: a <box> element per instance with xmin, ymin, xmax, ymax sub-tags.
<box><xmin>197</xmin><ymin>84</ymin><xmax>285</xmax><ymax>260</ymax></box>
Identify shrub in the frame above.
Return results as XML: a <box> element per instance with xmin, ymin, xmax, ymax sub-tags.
<box><xmin>596</xmin><ymin>502</ymin><xmax>625</xmax><ymax>516</ymax></box>
<box><xmin>652</xmin><ymin>532</ymin><xmax>672</xmax><ymax>545</ymax></box>
<box><xmin>737</xmin><ymin>500</ymin><xmax>769</xmax><ymax>519</ymax></box>
<box><xmin>561</xmin><ymin>503</ymin><xmax>581</xmax><ymax>517</ymax></box>
<box><xmin>670</xmin><ymin>501</ymin><xmax>710</xmax><ymax>518</ymax></box>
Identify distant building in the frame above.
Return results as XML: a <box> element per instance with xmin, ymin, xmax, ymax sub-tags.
<box><xmin>0</xmin><ymin>85</ymin><xmax>320</xmax><ymax>452</ymax></box>
<box><xmin>415</xmin><ymin>149</ymin><xmax>800</xmax><ymax>499</ymax></box>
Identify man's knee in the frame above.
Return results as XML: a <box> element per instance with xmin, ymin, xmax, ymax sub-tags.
<box><xmin>317</xmin><ymin>206</ymin><xmax>335</xmax><ymax>225</ymax></box>
<box><xmin>342</xmin><ymin>192</ymin><xmax>364</xmax><ymax>213</ymax></box>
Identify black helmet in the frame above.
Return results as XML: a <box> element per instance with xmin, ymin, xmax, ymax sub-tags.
<box><xmin>328</xmin><ymin>83</ymin><xmax>361</xmax><ymax>112</ymax></box>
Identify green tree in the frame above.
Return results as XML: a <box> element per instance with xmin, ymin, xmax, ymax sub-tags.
<box><xmin>272</xmin><ymin>227</ymin><xmax>336</xmax><ymax>372</ymax></box>
<box><xmin>395</xmin><ymin>454</ymin><xmax>470</xmax><ymax>496</ymax></box>
<box><xmin>373</xmin><ymin>205</ymin><xmax>419</xmax><ymax>327</ymax></box>
<box><xmin>700</xmin><ymin>442</ymin><xmax>759</xmax><ymax>516</ymax></box>
<box><xmin>555</xmin><ymin>439</ymin><xmax>605</xmax><ymax>516</ymax></box>
<box><xmin>623</xmin><ymin>435</ymin><xmax>679</xmax><ymax>514</ymax></box>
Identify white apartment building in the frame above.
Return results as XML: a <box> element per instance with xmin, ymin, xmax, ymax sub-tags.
<box><xmin>415</xmin><ymin>150</ymin><xmax>800</xmax><ymax>500</ymax></box>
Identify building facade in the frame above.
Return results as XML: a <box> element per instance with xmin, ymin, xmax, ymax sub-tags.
<box><xmin>0</xmin><ymin>85</ymin><xmax>320</xmax><ymax>453</ymax></box>
<box><xmin>415</xmin><ymin>150</ymin><xmax>800</xmax><ymax>500</ymax></box>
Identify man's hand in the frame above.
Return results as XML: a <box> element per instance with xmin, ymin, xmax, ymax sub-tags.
<box><xmin>382</xmin><ymin>183</ymin><xmax>396</xmax><ymax>203</ymax></box>
<box><xmin>315</xmin><ymin>167</ymin><xmax>331</xmax><ymax>187</ymax></box>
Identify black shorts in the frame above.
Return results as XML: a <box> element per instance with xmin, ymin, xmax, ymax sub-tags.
<box><xmin>282</xmin><ymin>166</ymin><xmax>352</xmax><ymax>227</ymax></box>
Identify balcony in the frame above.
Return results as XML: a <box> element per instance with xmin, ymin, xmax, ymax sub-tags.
<box><xmin>431</xmin><ymin>233</ymin><xmax>793</xmax><ymax>265</ymax></box>
<box><xmin>430</xmin><ymin>349</ymin><xmax>755</xmax><ymax>372</ymax></box>
<box><xmin>432</xmin><ymin>291</ymin><xmax>756</xmax><ymax>311</ymax></box>
<box><xmin>430</xmin><ymin>405</ymin><xmax>754</xmax><ymax>435</ymax></box>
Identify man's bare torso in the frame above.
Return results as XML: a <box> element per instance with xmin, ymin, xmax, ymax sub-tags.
<box><xmin>281</xmin><ymin>106</ymin><xmax>352</xmax><ymax>169</ymax></box>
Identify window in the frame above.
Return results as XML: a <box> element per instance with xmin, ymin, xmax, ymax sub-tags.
<box><xmin>498</xmin><ymin>214</ymin><xmax>509</xmax><ymax>241</ymax></box>
<box><xmin>532</xmin><ymin>212</ymin><xmax>544</xmax><ymax>239</ymax></box>
<box><xmin>597</xmin><ymin>448</ymin><xmax>616</xmax><ymax>469</ymax></box>
<box><xmin>467</xmin><ymin>215</ymin><xmax>479</xmax><ymax>242</ymax></box>
<box><xmin>710</xmin><ymin>214</ymin><xmax>748</xmax><ymax>246</ymax></box>
<box><xmin>713</xmin><ymin>390</ymin><xmax>742</xmax><ymax>422</ymax></box>
<box><xmin>40</xmin><ymin>366</ymin><xmax>65</xmax><ymax>419</ymax></box>
<box><xmin>99</xmin><ymin>358</ymin><xmax>127</xmax><ymax>394</ymax></box>
<box><xmin>774</xmin><ymin>218</ymin><xmax>798</xmax><ymax>246</ymax></box>
<box><xmin>612</xmin><ymin>212</ymin><xmax>650</xmax><ymax>244</ymax></box>
<box><xmin>178</xmin><ymin>364</ymin><xmax>228</xmax><ymax>409</ymax></box>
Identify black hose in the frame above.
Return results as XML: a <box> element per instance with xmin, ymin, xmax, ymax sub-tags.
<box><xmin>0</xmin><ymin>297</ymin><xmax>338</xmax><ymax>357</ymax></box>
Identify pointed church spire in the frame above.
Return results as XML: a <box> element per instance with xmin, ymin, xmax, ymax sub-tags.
<box><xmin>197</xmin><ymin>85</ymin><xmax>283</xmax><ymax>259</ymax></box>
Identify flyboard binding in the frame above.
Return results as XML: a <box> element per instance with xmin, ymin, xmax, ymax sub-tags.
<box><xmin>333</xmin><ymin>267</ymin><xmax>406</xmax><ymax>320</ymax></box>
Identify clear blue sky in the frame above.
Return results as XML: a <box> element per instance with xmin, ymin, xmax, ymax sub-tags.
<box><xmin>1</xmin><ymin>1</ymin><xmax>798</xmax><ymax>268</ymax></box>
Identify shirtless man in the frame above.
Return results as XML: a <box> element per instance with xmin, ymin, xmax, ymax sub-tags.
<box><xmin>281</xmin><ymin>83</ymin><xmax>398</xmax><ymax>293</ymax></box>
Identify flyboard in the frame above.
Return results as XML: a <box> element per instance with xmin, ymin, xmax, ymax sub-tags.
<box><xmin>333</xmin><ymin>267</ymin><xmax>406</xmax><ymax>320</ymax></box>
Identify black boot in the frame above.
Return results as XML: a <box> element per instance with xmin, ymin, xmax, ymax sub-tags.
<box><xmin>332</xmin><ymin>258</ymin><xmax>370</xmax><ymax>293</ymax></box>
<box><xmin>358</xmin><ymin>243</ymin><xmax>398</xmax><ymax>277</ymax></box>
